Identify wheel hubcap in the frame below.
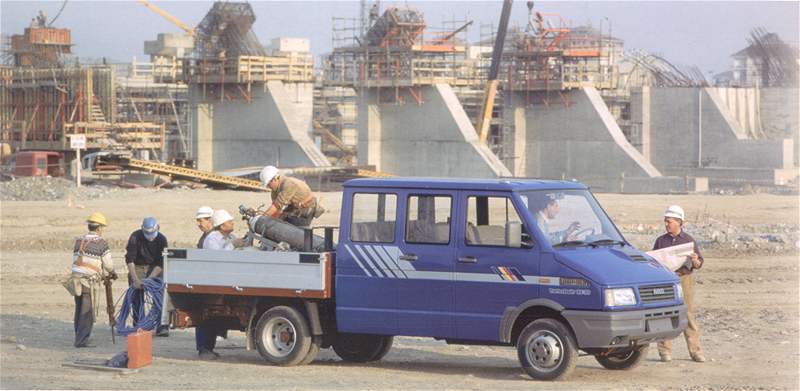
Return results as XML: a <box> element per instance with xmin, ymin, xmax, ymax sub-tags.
<box><xmin>526</xmin><ymin>330</ymin><xmax>564</xmax><ymax>372</ymax></box>
<box><xmin>262</xmin><ymin>316</ymin><xmax>296</xmax><ymax>358</ymax></box>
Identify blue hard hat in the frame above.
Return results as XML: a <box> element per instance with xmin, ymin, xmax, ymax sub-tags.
<box><xmin>142</xmin><ymin>217</ymin><xmax>159</xmax><ymax>240</ymax></box>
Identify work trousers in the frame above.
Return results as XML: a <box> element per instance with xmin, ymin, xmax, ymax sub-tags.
<box><xmin>73</xmin><ymin>292</ymin><xmax>94</xmax><ymax>347</ymax></box>
<box><xmin>658</xmin><ymin>273</ymin><xmax>702</xmax><ymax>355</ymax></box>
<box><xmin>195</xmin><ymin>324</ymin><xmax>218</xmax><ymax>352</ymax></box>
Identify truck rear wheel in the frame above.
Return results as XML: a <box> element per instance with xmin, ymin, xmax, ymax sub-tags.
<box><xmin>594</xmin><ymin>345</ymin><xmax>648</xmax><ymax>370</ymax></box>
<box><xmin>517</xmin><ymin>318</ymin><xmax>578</xmax><ymax>381</ymax></box>
<box><xmin>333</xmin><ymin>333</ymin><xmax>393</xmax><ymax>363</ymax></box>
<box><xmin>254</xmin><ymin>306</ymin><xmax>314</xmax><ymax>366</ymax></box>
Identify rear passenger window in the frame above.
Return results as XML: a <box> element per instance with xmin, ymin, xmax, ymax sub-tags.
<box><xmin>350</xmin><ymin>193</ymin><xmax>397</xmax><ymax>243</ymax></box>
<box><xmin>466</xmin><ymin>196</ymin><xmax>527</xmax><ymax>247</ymax></box>
<box><xmin>405</xmin><ymin>195</ymin><xmax>451</xmax><ymax>244</ymax></box>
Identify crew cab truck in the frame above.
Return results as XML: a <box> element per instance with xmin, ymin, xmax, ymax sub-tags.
<box><xmin>164</xmin><ymin>178</ymin><xmax>687</xmax><ymax>381</ymax></box>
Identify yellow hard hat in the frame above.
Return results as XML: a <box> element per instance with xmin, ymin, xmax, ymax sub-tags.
<box><xmin>87</xmin><ymin>212</ymin><xmax>108</xmax><ymax>226</ymax></box>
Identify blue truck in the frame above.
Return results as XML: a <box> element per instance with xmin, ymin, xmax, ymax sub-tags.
<box><xmin>164</xmin><ymin>178</ymin><xmax>687</xmax><ymax>381</ymax></box>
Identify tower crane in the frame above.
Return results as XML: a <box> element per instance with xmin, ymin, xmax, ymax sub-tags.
<box><xmin>136</xmin><ymin>0</ymin><xmax>195</xmax><ymax>37</ymax></box>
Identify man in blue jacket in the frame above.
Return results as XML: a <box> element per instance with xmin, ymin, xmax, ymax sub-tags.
<box><xmin>125</xmin><ymin>217</ymin><xmax>169</xmax><ymax>336</ymax></box>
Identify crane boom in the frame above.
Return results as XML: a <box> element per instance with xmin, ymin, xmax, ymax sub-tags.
<box><xmin>137</xmin><ymin>0</ymin><xmax>194</xmax><ymax>36</ymax></box>
<box><xmin>477</xmin><ymin>0</ymin><xmax>513</xmax><ymax>144</ymax></box>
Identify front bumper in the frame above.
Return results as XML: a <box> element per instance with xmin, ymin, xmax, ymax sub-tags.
<box><xmin>562</xmin><ymin>304</ymin><xmax>687</xmax><ymax>349</ymax></box>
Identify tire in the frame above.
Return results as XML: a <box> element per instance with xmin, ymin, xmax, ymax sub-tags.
<box><xmin>254</xmin><ymin>306</ymin><xmax>313</xmax><ymax>366</ymax></box>
<box><xmin>333</xmin><ymin>333</ymin><xmax>393</xmax><ymax>363</ymax></box>
<box><xmin>517</xmin><ymin>318</ymin><xmax>578</xmax><ymax>381</ymax></box>
<box><xmin>299</xmin><ymin>336</ymin><xmax>322</xmax><ymax>365</ymax></box>
<box><xmin>594</xmin><ymin>345</ymin><xmax>649</xmax><ymax>370</ymax></box>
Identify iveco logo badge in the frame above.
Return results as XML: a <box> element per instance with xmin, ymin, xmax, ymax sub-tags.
<box><xmin>653</xmin><ymin>288</ymin><xmax>666</xmax><ymax>295</ymax></box>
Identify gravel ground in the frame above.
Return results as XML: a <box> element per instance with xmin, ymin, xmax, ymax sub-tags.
<box><xmin>1</xmin><ymin>187</ymin><xmax>798</xmax><ymax>389</ymax></box>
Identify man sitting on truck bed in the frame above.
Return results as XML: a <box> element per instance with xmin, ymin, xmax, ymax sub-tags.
<box><xmin>256</xmin><ymin>165</ymin><xmax>325</xmax><ymax>227</ymax></box>
<box><xmin>203</xmin><ymin>210</ymin><xmax>245</xmax><ymax>250</ymax></box>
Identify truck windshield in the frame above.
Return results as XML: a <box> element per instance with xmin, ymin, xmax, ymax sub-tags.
<box><xmin>518</xmin><ymin>190</ymin><xmax>625</xmax><ymax>247</ymax></box>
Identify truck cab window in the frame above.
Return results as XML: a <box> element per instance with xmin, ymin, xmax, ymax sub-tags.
<box><xmin>465</xmin><ymin>196</ymin><xmax>530</xmax><ymax>248</ymax></box>
<box><xmin>350</xmin><ymin>193</ymin><xmax>397</xmax><ymax>243</ymax></box>
<box><xmin>405</xmin><ymin>195</ymin><xmax>451</xmax><ymax>244</ymax></box>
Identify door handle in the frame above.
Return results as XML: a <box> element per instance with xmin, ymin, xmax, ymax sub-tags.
<box><xmin>399</xmin><ymin>254</ymin><xmax>418</xmax><ymax>261</ymax></box>
<box><xmin>458</xmin><ymin>256</ymin><xmax>477</xmax><ymax>263</ymax></box>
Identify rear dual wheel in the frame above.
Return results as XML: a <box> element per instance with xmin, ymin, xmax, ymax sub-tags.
<box><xmin>254</xmin><ymin>306</ymin><xmax>319</xmax><ymax>366</ymax></box>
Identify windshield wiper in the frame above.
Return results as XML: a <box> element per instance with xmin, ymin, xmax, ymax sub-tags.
<box><xmin>588</xmin><ymin>239</ymin><xmax>626</xmax><ymax>247</ymax></box>
<box><xmin>553</xmin><ymin>240</ymin><xmax>591</xmax><ymax>248</ymax></box>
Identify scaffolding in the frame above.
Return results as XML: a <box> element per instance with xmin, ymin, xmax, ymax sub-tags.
<box><xmin>325</xmin><ymin>6</ymin><xmax>479</xmax><ymax>103</ymax></box>
<box><xmin>503</xmin><ymin>11</ymin><xmax>621</xmax><ymax>105</ymax></box>
<box><xmin>185</xmin><ymin>2</ymin><xmax>313</xmax><ymax>103</ymax></box>
<box><xmin>0</xmin><ymin>65</ymin><xmax>164</xmax><ymax>155</ymax></box>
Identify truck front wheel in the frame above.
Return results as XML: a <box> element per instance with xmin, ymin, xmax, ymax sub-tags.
<box><xmin>517</xmin><ymin>318</ymin><xmax>578</xmax><ymax>381</ymax></box>
<box><xmin>594</xmin><ymin>345</ymin><xmax>648</xmax><ymax>370</ymax></box>
<box><xmin>255</xmin><ymin>306</ymin><xmax>314</xmax><ymax>366</ymax></box>
<box><xmin>333</xmin><ymin>333</ymin><xmax>393</xmax><ymax>363</ymax></box>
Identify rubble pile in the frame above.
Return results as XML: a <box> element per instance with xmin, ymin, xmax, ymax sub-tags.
<box><xmin>0</xmin><ymin>177</ymin><xmax>119</xmax><ymax>201</ymax></box>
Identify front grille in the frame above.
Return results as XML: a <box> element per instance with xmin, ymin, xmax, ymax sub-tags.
<box><xmin>638</xmin><ymin>284</ymin><xmax>675</xmax><ymax>303</ymax></box>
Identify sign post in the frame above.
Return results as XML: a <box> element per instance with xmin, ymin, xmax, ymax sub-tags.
<box><xmin>70</xmin><ymin>135</ymin><xmax>86</xmax><ymax>187</ymax></box>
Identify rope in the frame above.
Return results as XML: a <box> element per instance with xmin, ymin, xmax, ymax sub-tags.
<box><xmin>115</xmin><ymin>277</ymin><xmax>164</xmax><ymax>336</ymax></box>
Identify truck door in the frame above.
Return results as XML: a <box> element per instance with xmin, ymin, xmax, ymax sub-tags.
<box><xmin>336</xmin><ymin>191</ymin><xmax>400</xmax><ymax>334</ymax></box>
<box><xmin>394</xmin><ymin>192</ymin><xmax>456</xmax><ymax>338</ymax></box>
<box><xmin>454</xmin><ymin>192</ymin><xmax>539</xmax><ymax>341</ymax></box>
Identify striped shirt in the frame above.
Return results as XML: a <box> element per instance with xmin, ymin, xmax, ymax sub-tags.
<box><xmin>71</xmin><ymin>232</ymin><xmax>114</xmax><ymax>276</ymax></box>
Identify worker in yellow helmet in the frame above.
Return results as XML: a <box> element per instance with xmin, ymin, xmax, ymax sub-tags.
<box><xmin>62</xmin><ymin>212</ymin><xmax>116</xmax><ymax>348</ymax></box>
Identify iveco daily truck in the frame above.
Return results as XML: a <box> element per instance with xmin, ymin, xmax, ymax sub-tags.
<box><xmin>164</xmin><ymin>178</ymin><xmax>687</xmax><ymax>380</ymax></box>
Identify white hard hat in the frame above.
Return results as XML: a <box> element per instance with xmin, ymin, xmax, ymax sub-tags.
<box><xmin>664</xmin><ymin>205</ymin><xmax>685</xmax><ymax>221</ymax></box>
<box><xmin>260</xmin><ymin>165</ymin><xmax>280</xmax><ymax>186</ymax></box>
<box><xmin>212</xmin><ymin>209</ymin><xmax>234</xmax><ymax>227</ymax></box>
<box><xmin>195</xmin><ymin>206</ymin><xmax>214</xmax><ymax>219</ymax></box>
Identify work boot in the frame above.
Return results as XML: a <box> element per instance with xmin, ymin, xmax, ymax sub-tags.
<box><xmin>198</xmin><ymin>349</ymin><xmax>219</xmax><ymax>360</ymax></box>
<box><xmin>659</xmin><ymin>353</ymin><xmax>672</xmax><ymax>362</ymax></box>
<box><xmin>156</xmin><ymin>326</ymin><xmax>170</xmax><ymax>337</ymax></box>
<box><xmin>690</xmin><ymin>352</ymin><xmax>706</xmax><ymax>363</ymax></box>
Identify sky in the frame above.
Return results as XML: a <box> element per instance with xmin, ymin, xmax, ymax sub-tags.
<box><xmin>2</xmin><ymin>1</ymin><xmax>798</xmax><ymax>76</ymax></box>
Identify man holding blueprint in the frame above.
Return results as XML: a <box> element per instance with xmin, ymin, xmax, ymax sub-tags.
<box><xmin>647</xmin><ymin>205</ymin><xmax>706</xmax><ymax>364</ymax></box>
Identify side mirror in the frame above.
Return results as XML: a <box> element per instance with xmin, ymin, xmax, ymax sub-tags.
<box><xmin>505</xmin><ymin>221</ymin><xmax>522</xmax><ymax>248</ymax></box>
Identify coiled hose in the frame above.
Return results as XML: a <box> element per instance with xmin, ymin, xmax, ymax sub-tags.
<box><xmin>115</xmin><ymin>277</ymin><xmax>164</xmax><ymax>336</ymax></box>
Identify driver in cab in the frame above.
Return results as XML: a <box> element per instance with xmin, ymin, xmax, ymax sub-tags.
<box><xmin>534</xmin><ymin>192</ymin><xmax>581</xmax><ymax>244</ymax></box>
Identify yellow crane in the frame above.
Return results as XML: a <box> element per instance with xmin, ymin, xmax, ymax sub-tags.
<box><xmin>477</xmin><ymin>0</ymin><xmax>513</xmax><ymax>144</ymax></box>
<box><xmin>136</xmin><ymin>0</ymin><xmax>195</xmax><ymax>37</ymax></box>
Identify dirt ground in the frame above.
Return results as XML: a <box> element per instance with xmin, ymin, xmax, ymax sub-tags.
<box><xmin>1</xmin><ymin>188</ymin><xmax>798</xmax><ymax>390</ymax></box>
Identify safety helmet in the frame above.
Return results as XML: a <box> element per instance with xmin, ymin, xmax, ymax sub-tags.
<box><xmin>663</xmin><ymin>205</ymin><xmax>685</xmax><ymax>221</ymax></box>
<box><xmin>259</xmin><ymin>165</ymin><xmax>280</xmax><ymax>187</ymax></box>
<box><xmin>142</xmin><ymin>217</ymin><xmax>159</xmax><ymax>240</ymax></box>
<box><xmin>212</xmin><ymin>209</ymin><xmax>234</xmax><ymax>228</ymax></box>
<box><xmin>195</xmin><ymin>206</ymin><xmax>214</xmax><ymax>219</ymax></box>
<box><xmin>87</xmin><ymin>212</ymin><xmax>108</xmax><ymax>226</ymax></box>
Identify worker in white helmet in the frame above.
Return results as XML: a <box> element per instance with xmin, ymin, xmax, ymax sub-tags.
<box><xmin>653</xmin><ymin>205</ymin><xmax>706</xmax><ymax>363</ymax></box>
<box><xmin>256</xmin><ymin>165</ymin><xmax>325</xmax><ymax>227</ymax></box>
<box><xmin>202</xmin><ymin>209</ymin><xmax>245</xmax><ymax>251</ymax></box>
<box><xmin>195</xmin><ymin>206</ymin><xmax>215</xmax><ymax>249</ymax></box>
<box><xmin>194</xmin><ymin>208</ymin><xmax>235</xmax><ymax>359</ymax></box>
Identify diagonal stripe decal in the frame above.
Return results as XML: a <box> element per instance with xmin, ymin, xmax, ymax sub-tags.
<box><xmin>344</xmin><ymin>244</ymin><xmax>372</xmax><ymax>277</ymax></box>
<box><xmin>378</xmin><ymin>245</ymin><xmax>408</xmax><ymax>278</ymax></box>
<box><xmin>355</xmin><ymin>245</ymin><xmax>388</xmax><ymax>278</ymax></box>
<box><xmin>365</xmin><ymin>245</ymin><xmax>398</xmax><ymax>278</ymax></box>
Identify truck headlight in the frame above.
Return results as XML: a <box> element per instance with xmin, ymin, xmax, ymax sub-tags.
<box><xmin>604</xmin><ymin>288</ymin><xmax>637</xmax><ymax>307</ymax></box>
<box><xmin>675</xmin><ymin>283</ymin><xmax>683</xmax><ymax>302</ymax></box>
